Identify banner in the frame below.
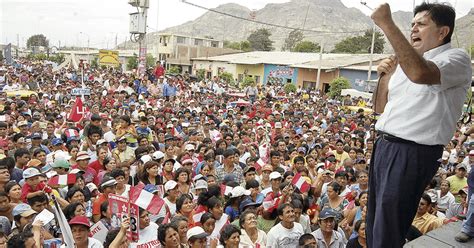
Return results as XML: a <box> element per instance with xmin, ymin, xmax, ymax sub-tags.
<box><xmin>68</xmin><ymin>97</ymin><xmax>86</xmax><ymax>122</ymax></box>
<box><xmin>108</xmin><ymin>194</ymin><xmax>140</xmax><ymax>242</ymax></box>
<box><xmin>99</xmin><ymin>49</ymin><xmax>120</xmax><ymax>67</ymax></box>
<box><xmin>89</xmin><ymin>221</ymin><xmax>108</xmax><ymax>243</ymax></box>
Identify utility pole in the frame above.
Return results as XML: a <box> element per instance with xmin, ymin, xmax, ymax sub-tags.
<box><xmin>16</xmin><ymin>34</ymin><xmax>19</xmax><ymax>57</ymax></box>
<box><xmin>129</xmin><ymin>0</ymin><xmax>149</xmax><ymax>76</ymax></box>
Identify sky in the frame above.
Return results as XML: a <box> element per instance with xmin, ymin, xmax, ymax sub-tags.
<box><xmin>0</xmin><ymin>0</ymin><xmax>472</xmax><ymax>48</ymax></box>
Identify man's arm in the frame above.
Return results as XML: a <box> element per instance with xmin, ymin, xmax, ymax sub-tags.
<box><xmin>371</xmin><ymin>4</ymin><xmax>441</xmax><ymax>85</ymax></box>
<box><xmin>372</xmin><ymin>56</ymin><xmax>397</xmax><ymax>114</ymax></box>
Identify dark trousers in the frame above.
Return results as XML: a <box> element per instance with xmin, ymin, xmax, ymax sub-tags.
<box><xmin>366</xmin><ymin>137</ymin><xmax>443</xmax><ymax>248</ymax></box>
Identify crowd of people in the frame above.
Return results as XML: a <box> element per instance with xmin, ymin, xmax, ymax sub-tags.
<box><xmin>0</xmin><ymin>57</ymin><xmax>471</xmax><ymax>248</ymax></box>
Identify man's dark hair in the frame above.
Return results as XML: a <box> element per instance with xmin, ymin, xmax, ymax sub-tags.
<box><xmin>14</xmin><ymin>148</ymin><xmax>29</xmax><ymax>160</ymax></box>
<box><xmin>276</xmin><ymin>203</ymin><xmax>294</xmax><ymax>217</ymax></box>
<box><xmin>270</xmin><ymin>150</ymin><xmax>280</xmax><ymax>158</ymax></box>
<box><xmin>87</xmin><ymin>125</ymin><xmax>103</xmax><ymax>137</ymax></box>
<box><xmin>27</xmin><ymin>192</ymin><xmax>48</xmax><ymax>206</ymax></box>
<box><xmin>421</xmin><ymin>193</ymin><xmax>432</xmax><ymax>205</ymax></box>
<box><xmin>414</xmin><ymin>2</ymin><xmax>455</xmax><ymax>44</ymax></box>
<box><xmin>299</xmin><ymin>233</ymin><xmax>316</xmax><ymax>246</ymax></box>
<box><xmin>222</xmin><ymin>149</ymin><xmax>235</xmax><ymax>158</ymax></box>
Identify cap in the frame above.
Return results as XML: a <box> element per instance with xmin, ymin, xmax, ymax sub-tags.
<box><xmin>26</xmin><ymin>159</ymin><xmax>42</xmax><ymax>167</ymax></box>
<box><xmin>76</xmin><ymin>151</ymin><xmax>91</xmax><ymax>161</ymax></box>
<box><xmin>239</xmin><ymin>197</ymin><xmax>261</xmax><ymax>212</ymax></box>
<box><xmin>274</xmin><ymin>122</ymin><xmax>282</xmax><ymax>129</ymax></box>
<box><xmin>152</xmin><ymin>151</ymin><xmax>165</xmax><ymax>160</ymax></box>
<box><xmin>51</xmin><ymin>138</ymin><xmax>64</xmax><ymax>146</ymax></box>
<box><xmin>18</xmin><ymin>120</ymin><xmax>28</xmax><ymax>127</ymax></box>
<box><xmin>243</xmin><ymin>166</ymin><xmax>256</xmax><ymax>175</ymax></box>
<box><xmin>297</xmin><ymin>147</ymin><xmax>307</xmax><ymax>154</ymax></box>
<box><xmin>70</xmin><ymin>168</ymin><xmax>85</xmax><ymax>174</ymax></box>
<box><xmin>96</xmin><ymin>139</ymin><xmax>107</xmax><ymax>145</ymax></box>
<box><xmin>230</xmin><ymin>186</ymin><xmax>250</xmax><ymax>198</ymax></box>
<box><xmin>12</xmin><ymin>203</ymin><xmax>37</xmax><ymax>217</ymax></box>
<box><xmin>319</xmin><ymin>208</ymin><xmax>337</xmax><ymax>219</ymax></box>
<box><xmin>181</xmin><ymin>158</ymin><xmax>193</xmax><ymax>165</ymax></box>
<box><xmin>166</xmin><ymin>123</ymin><xmax>174</xmax><ymax>129</ymax></box>
<box><xmin>459</xmin><ymin>186</ymin><xmax>468</xmax><ymax>196</ymax></box>
<box><xmin>52</xmin><ymin>159</ymin><xmax>70</xmax><ymax>169</ymax></box>
<box><xmin>69</xmin><ymin>216</ymin><xmax>91</xmax><ymax>228</ymax></box>
<box><xmin>164</xmin><ymin>180</ymin><xmax>178</xmax><ymax>191</ymax></box>
<box><xmin>458</xmin><ymin>151</ymin><xmax>466</xmax><ymax>157</ymax></box>
<box><xmin>470</xmin><ymin>150</ymin><xmax>474</xmax><ymax>156</ymax></box>
<box><xmin>86</xmin><ymin>183</ymin><xmax>98</xmax><ymax>192</ymax></box>
<box><xmin>186</xmin><ymin>226</ymin><xmax>209</xmax><ymax>241</ymax></box>
<box><xmin>194</xmin><ymin>180</ymin><xmax>208</xmax><ymax>190</ymax></box>
<box><xmin>456</xmin><ymin>163</ymin><xmax>468</xmax><ymax>170</ymax></box>
<box><xmin>441</xmin><ymin>151</ymin><xmax>450</xmax><ymax>160</ymax></box>
<box><xmin>144</xmin><ymin>184</ymin><xmax>159</xmax><ymax>194</ymax></box>
<box><xmin>31</xmin><ymin>133</ymin><xmax>42</xmax><ymax>139</ymax></box>
<box><xmin>426</xmin><ymin>189</ymin><xmax>438</xmax><ymax>204</ymax></box>
<box><xmin>185</xmin><ymin>144</ymin><xmax>195</xmax><ymax>151</ymax></box>
<box><xmin>23</xmin><ymin>167</ymin><xmax>41</xmax><ymax>179</ymax></box>
<box><xmin>269</xmin><ymin>171</ymin><xmax>282</xmax><ymax>180</ymax></box>
<box><xmin>262</xmin><ymin>165</ymin><xmax>272</xmax><ymax>172</ymax></box>
<box><xmin>326</xmin><ymin>151</ymin><xmax>335</xmax><ymax>157</ymax></box>
<box><xmin>164</xmin><ymin>134</ymin><xmax>173</xmax><ymax>141</ymax></box>
<box><xmin>141</xmin><ymin>155</ymin><xmax>152</xmax><ymax>164</ymax></box>
<box><xmin>100</xmin><ymin>176</ymin><xmax>117</xmax><ymax>188</ymax></box>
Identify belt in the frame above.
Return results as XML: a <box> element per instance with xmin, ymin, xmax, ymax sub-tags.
<box><xmin>377</xmin><ymin>131</ymin><xmax>418</xmax><ymax>145</ymax></box>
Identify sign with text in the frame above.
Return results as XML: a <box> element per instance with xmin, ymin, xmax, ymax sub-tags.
<box><xmin>108</xmin><ymin>194</ymin><xmax>140</xmax><ymax>242</ymax></box>
<box><xmin>71</xmin><ymin>88</ymin><xmax>91</xmax><ymax>96</ymax></box>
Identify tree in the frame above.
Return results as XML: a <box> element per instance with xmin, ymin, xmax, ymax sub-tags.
<box><xmin>90</xmin><ymin>56</ymin><xmax>99</xmax><ymax>69</ymax></box>
<box><xmin>168</xmin><ymin>66</ymin><xmax>180</xmax><ymax>74</ymax></box>
<box><xmin>49</xmin><ymin>54</ymin><xmax>65</xmax><ymax>64</ymax></box>
<box><xmin>26</xmin><ymin>34</ymin><xmax>49</xmax><ymax>48</ymax></box>
<box><xmin>146</xmin><ymin>54</ymin><xmax>156</xmax><ymax>68</ymax></box>
<box><xmin>332</xmin><ymin>30</ymin><xmax>385</xmax><ymax>54</ymax></box>
<box><xmin>247</xmin><ymin>28</ymin><xmax>274</xmax><ymax>51</ymax></box>
<box><xmin>224</xmin><ymin>40</ymin><xmax>252</xmax><ymax>52</ymax></box>
<box><xmin>219</xmin><ymin>72</ymin><xmax>235</xmax><ymax>86</ymax></box>
<box><xmin>283</xmin><ymin>83</ymin><xmax>297</xmax><ymax>94</ymax></box>
<box><xmin>241</xmin><ymin>76</ymin><xmax>255</xmax><ymax>89</ymax></box>
<box><xmin>196</xmin><ymin>69</ymin><xmax>206</xmax><ymax>81</ymax></box>
<box><xmin>328</xmin><ymin>77</ymin><xmax>351</xmax><ymax>99</ymax></box>
<box><xmin>127</xmin><ymin>54</ymin><xmax>138</xmax><ymax>70</ymax></box>
<box><xmin>294</xmin><ymin>41</ymin><xmax>321</xmax><ymax>53</ymax></box>
<box><xmin>282</xmin><ymin>29</ymin><xmax>304</xmax><ymax>51</ymax></box>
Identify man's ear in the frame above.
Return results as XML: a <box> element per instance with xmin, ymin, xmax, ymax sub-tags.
<box><xmin>439</xmin><ymin>26</ymin><xmax>450</xmax><ymax>42</ymax></box>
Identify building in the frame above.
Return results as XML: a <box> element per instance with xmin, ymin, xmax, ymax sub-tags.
<box><xmin>192</xmin><ymin>51</ymin><xmax>389</xmax><ymax>91</ymax></box>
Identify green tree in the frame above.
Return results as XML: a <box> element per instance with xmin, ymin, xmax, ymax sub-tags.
<box><xmin>247</xmin><ymin>28</ymin><xmax>274</xmax><ymax>51</ymax></box>
<box><xmin>196</xmin><ymin>69</ymin><xmax>206</xmax><ymax>81</ymax></box>
<box><xmin>49</xmin><ymin>54</ymin><xmax>65</xmax><ymax>64</ymax></box>
<box><xmin>219</xmin><ymin>72</ymin><xmax>235</xmax><ymax>86</ymax></box>
<box><xmin>146</xmin><ymin>54</ymin><xmax>156</xmax><ymax>68</ymax></box>
<box><xmin>283</xmin><ymin>83</ymin><xmax>297</xmax><ymax>94</ymax></box>
<box><xmin>294</xmin><ymin>41</ymin><xmax>321</xmax><ymax>53</ymax></box>
<box><xmin>168</xmin><ymin>66</ymin><xmax>180</xmax><ymax>74</ymax></box>
<box><xmin>332</xmin><ymin>30</ymin><xmax>385</xmax><ymax>54</ymax></box>
<box><xmin>241</xmin><ymin>76</ymin><xmax>255</xmax><ymax>89</ymax></box>
<box><xmin>282</xmin><ymin>29</ymin><xmax>304</xmax><ymax>51</ymax></box>
<box><xmin>127</xmin><ymin>54</ymin><xmax>138</xmax><ymax>70</ymax></box>
<box><xmin>90</xmin><ymin>56</ymin><xmax>99</xmax><ymax>68</ymax></box>
<box><xmin>328</xmin><ymin>77</ymin><xmax>351</xmax><ymax>99</ymax></box>
<box><xmin>26</xmin><ymin>34</ymin><xmax>49</xmax><ymax>48</ymax></box>
<box><xmin>224</xmin><ymin>41</ymin><xmax>252</xmax><ymax>52</ymax></box>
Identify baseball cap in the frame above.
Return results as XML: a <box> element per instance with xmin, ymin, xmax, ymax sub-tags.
<box><xmin>186</xmin><ymin>226</ymin><xmax>209</xmax><ymax>241</ymax></box>
<box><xmin>269</xmin><ymin>171</ymin><xmax>282</xmax><ymax>180</ymax></box>
<box><xmin>166</xmin><ymin>123</ymin><xmax>174</xmax><ymax>129</ymax></box>
<box><xmin>69</xmin><ymin>216</ymin><xmax>91</xmax><ymax>228</ymax></box>
<box><xmin>86</xmin><ymin>183</ymin><xmax>98</xmax><ymax>192</ymax></box>
<box><xmin>459</xmin><ymin>186</ymin><xmax>468</xmax><ymax>196</ymax></box>
<box><xmin>76</xmin><ymin>151</ymin><xmax>91</xmax><ymax>161</ymax></box>
<box><xmin>230</xmin><ymin>186</ymin><xmax>250</xmax><ymax>198</ymax></box>
<box><xmin>51</xmin><ymin>138</ymin><xmax>64</xmax><ymax>146</ymax></box>
<box><xmin>441</xmin><ymin>151</ymin><xmax>450</xmax><ymax>160</ymax></box>
<box><xmin>12</xmin><ymin>204</ymin><xmax>37</xmax><ymax>217</ymax></box>
<box><xmin>17</xmin><ymin>120</ymin><xmax>28</xmax><ymax>126</ymax></box>
<box><xmin>31</xmin><ymin>133</ymin><xmax>42</xmax><ymax>139</ymax></box>
<box><xmin>52</xmin><ymin>159</ymin><xmax>70</xmax><ymax>169</ymax></box>
<box><xmin>23</xmin><ymin>167</ymin><xmax>41</xmax><ymax>179</ymax></box>
<box><xmin>274</xmin><ymin>122</ymin><xmax>282</xmax><ymax>129</ymax></box>
<box><xmin>319</xmin><ymin>208</ymin><xmax>337</xmax><ymax>220</ymax></box>
<box><xmin>297</xmin><ymin>147</ymin><xmax>307</xmax><ymax>154</ymax></box>
<box><xmin>164</xmin><ymin>134</ymin><xmax>173</xmax><ymax>141</ymax></box>
<box><xmin>470</xmin><ymin>150</ymin><xmax>474</xmax><ymax>156</ymax></box>
<box><xmin>456</xmin><ymin>163</ymin><xmax>468</xmax><ymax>170</ymax></box>
<box><xmin>458</xmin><ymin>151</ymin><xmax>466</xmax><ymax>157</ymax></box>
<box><xmin>26</xmin><ymin>159</ymin><xmax>42</xmax><ymax>168</ymax></box>
<box><xmin>141</xmin><ymin>155</ymin><xmax>152</xmax><ymax>164</ymax></box>
<box><xmin>243</xmin><ymin>166</ymin><xmax>256</xmax><ymax>175</ymax></box>
<box><xmin>164</xmin><ymin>180</ymin><xmax>178</xmax><ymax>191</ymax></box>
<box><xmin>152</xmin><ymin>151</ymin><xmax>165</xmax><ymax>160</ymax></box>
<box><xmin>194</xmin><ymin>180</ymin><xmax>208</xmax><ymax>190</ymax></box>
<box><xmin>96</xmin><ymin>139</ymin><xmax>107</xmax><ymax>145</ymax></box>
<box><xmin>181</xmin><ymin>158</ymin><xmax>193</xmax><ymax>165</ymax></box>
<box><xmin>239</xmin><ymin>197</ymin><xmax>261</xmax><ymax>212</ymax></box>
<box><xmin>262</xmin><ymin>165</ymin><xmax>272</xmax><ymax>172</ymax></box>
<box><xmin>100</xmin><ymin>176</ymin><xmax>117</xmax><ymax>188</ymax></box>
<box><xmin>185</xmin><ymin>144</ymin><xmax>195</xmax><ymax>151</ymax></box>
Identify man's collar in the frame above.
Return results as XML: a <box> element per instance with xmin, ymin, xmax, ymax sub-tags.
<box><xmin>423</xmin><ymin>43</ymin><xmax>451</xmax><ymax>60</ymax></box>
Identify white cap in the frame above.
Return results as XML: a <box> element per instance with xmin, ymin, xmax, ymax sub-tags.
<box><xmin>274</xmin><ymin>122</ymin><xmax>282</xmax><ymax>129</ymax></box>
<box><xmin>185</xmin><ymin>144</ymin><xmax>195</xmax><ymax>151</ymax></box>
<box><xmin>166</xmin><ymin>123</ymin><xmax>173</xmax><ymax>129</ymax></box>
<box><xmin>96</xmin><ymin>139</ymin><xmax>107</xmax><ymax>145</ymax></box>
<box><xmin>186</xmin><ymin>226</ymin><xmax>209</xmax><ymax>241</ymax></box>
<box><xmin>141</xmin><ymin>155</ymin><xmax>152</xmax><ymax>164</ymax></box>
<box><xmin>182</xmin><ymin>122</ymin><xmax>190</xmax><ymax>128</ymax></box>
<box><xmin>86</xmin><ymin>183</ymin><xmax>98</xmax><ymax>192</ymax></box>
<box><xmin>194</xmin><ymin>180</ymin><xmax>208</xmax><ymax>190</ymax></box>
<box><xmin>441</xmin><ymin>151</ymin><xmax>450</xmax><ymax>160</ymax></box>
<box><xmin>152</xmin><ymin>151</ymin><xmax>165</xmax><ymax>160</ymax></box>
<box><xmin>230</xmin><ymin>186</ymin><xmax>250</xmax><ymax>198</ymax></box>
<box><xmin>164</xmin><ymin>180</ymin><xmax>178</xmax><ymax>191</ymax></box>
<box><xmin>269</xmin><ymin>171</ymin><xmax>282</xmax><ymax>180</ymax></box>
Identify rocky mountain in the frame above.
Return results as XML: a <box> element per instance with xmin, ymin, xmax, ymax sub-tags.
<box><xmin>122</xmin><ymin>0</ymin><xmax>472</xmax><ymax>52</ymax></box>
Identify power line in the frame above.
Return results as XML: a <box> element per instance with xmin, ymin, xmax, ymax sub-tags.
<box><xmin>180</xmin><ymin>0</ymin><xmax>369</xmax><ymax>35</ymax></box>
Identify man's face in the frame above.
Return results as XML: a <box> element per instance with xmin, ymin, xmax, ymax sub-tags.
<box><xmin>271</xmin><ymin>156</ymin><xmax>280</xmax><ymax>166</ymax></box>
<box><xmin>456</xmin><ymin>168</ymin><xmax>467</xmax><ymax>178</ymax></box>
<box><xmin>31</xmin><ymin>200</ymin><xmax>48</xmax><ymax>213</ymax></box>
<box><xmin>320</xmin><ymin>217</ymin><xmax>335</xmax><ymax>233</ymax></box>
<box><xmin>18</xmin><ymin>154</ymin><xmax>31</xmax><ymax>166</ymax></box>
<box><xmin>0</xmin><ymin>196</ymin><xmax>10</xmax><ymax>211</ymax></box>
<box><xmin>0</xmin><ymin>169</ymin><xmax>10</xmax><ymax>183</ymax></box>
<box><xmin>244</xmin><ymin>171</ymin><xmax>256</xmax><ymax>182</ymax></box>
<box><xmin>410</xmin><ymin>11</ymin><xmax>448</xmax><ymax>54</ymax></box>
<box><xmin>71</xmin><ymin>225</ymin><xmax>89</xmax><ymax>244</ymax></box>
<box><xmin>279</xmin><ymin>205</ymin><xmax>295</xmax><ymax>224</ymax></box>
<box><xmin>417</xmin><ymin>198</ymin><xmax>430</xmax><ymax>215</ymax></box>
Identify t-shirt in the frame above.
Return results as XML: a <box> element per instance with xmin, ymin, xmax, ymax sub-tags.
<box><xmin>266</xmin><ymin>222</ymin><xmax>304</xmax><ymax>248</ymax></box>
<box><xmin>446</xmin><ymin>175</ymin><xmax>467</xmax><ymax>195</ymax></box>
<box><xmin>87</xmin><ymin>237</ymin><xmax>103</xmax><ymax>248</ymax></box>
<box><xmin>130</xmin><ymin>222</ymin><xmax>159</xmax><ymax>248</ymax></box>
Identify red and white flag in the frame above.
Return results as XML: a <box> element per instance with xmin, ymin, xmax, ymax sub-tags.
<box><xmin>129</xmin><ymin>185</ymin><xmax>165</xmax><ymax>215</ymax></box>
<box><xmin>220</xmin><ymin>184</ymin><xmax>233</xmax><ymax>196</ymax></box>
<box><xmin>291</xmin><ymin>173</ymin><xmax>311</xmax><ymax>193</ymax></box>
<box><xmin>262</xmin><ymin>194</ymin><xmax>281</xmax><ymax>212</ymax></box>
<box><xmin>254</xmin><ymin>158</ymin><xmax>265</xmax><ymax>171</ymax></box>
<box><xmin>69</xmin><ymin>97</ymin><xmax>86</xmax><ymax>122</ymax></box>
<box><xmin>48</xmin><ymin>174</ymin><xmax>76</xmax><ymax>186</ymax></box>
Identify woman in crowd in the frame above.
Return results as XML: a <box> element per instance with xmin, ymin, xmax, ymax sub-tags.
<box><xmin>140</xmin><ymin>161</ymin><xmax>163</xmax><ymax>185</ymax></box>
<box><xmin>219</xmin><ymin>224</ymin><xmax>241</xmax><ymax>248</ymax></box>
<box><xmin>238</xmin><ymin>210</ymin><xmax>267</xmax><ymax>247</ymax></box>
<box><xmin>4</xmin><ymin>181</ymin><xmax>21</xmax><ymax>205</ymax></box>
<box><xmin>158</xmin><ymin>223</ymin><xmax>181</xmax><ymax>248</ymax></box>
<box><xmin>64</xmin><ymin>202</ymin><xmax>86</xmax><ymax>221</ymax></box>
<box><xmin>175</xmin><ymin>168</ymin><xmax>191</xmax><ymax>195</ymax></box>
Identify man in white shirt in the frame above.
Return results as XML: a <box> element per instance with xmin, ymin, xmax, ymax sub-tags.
<box><xmin>368</xmin><ymin>3</ymin><xmax>472</xmax><ymax>247</ymax></box>
<box><xmin>266</xmin><ymin>203</ymin><xmax>304</xmax><ymax>247</ymax></box>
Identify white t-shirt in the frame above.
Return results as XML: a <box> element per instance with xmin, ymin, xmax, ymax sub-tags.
<box><xmin>130</xmin><ymin>222</ymin><xmax>159</xmax><ymax>248</ymax></box>
<box><xmin>266</xmin><ymin>222</ymin><xmax>304</xmax><ymax>248</ymax></box>
<box><xmin>87</xmin><ymin>238</ymin><xmax>104</xmax><ymax>248</ymax></box>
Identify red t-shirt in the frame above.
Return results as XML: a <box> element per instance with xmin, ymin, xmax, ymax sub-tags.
<box><xmin>21</xmin><ymin>184</ymin><xmax>37</xmax><ymax>203</ymax></box>
<box><xmin>92</xmin><ymin>193</ymin><xmax>108</xmax><ymax>216</ymax></box>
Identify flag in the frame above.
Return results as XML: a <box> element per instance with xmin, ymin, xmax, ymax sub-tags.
<box><xmin>291</xmin><ymin>173</ymin><xmax>311</xmax><ymax>193</ymax></box>
<box><xmin>51</xmin><ymin>195</ymin><xmax>75</xmax><ymax>247</ymax></box>
<box><xmin>129</xmin><ymin>185</ymin><xmax>165</xmax><ymax>215</ymax></box>
<box><xmin>69</xmin><ymin>97</ymin><xmax>85</xmax><ymax>122</ymax></box>
<box><xmin>48</xmin><ymin>174</ymin><xmax>76</xmax><ymax>186</ymax></box>
<box><xmin>258</xmin><ymin>143</ymin><xmax>270</xmax><ymax>164</ymax></box>
<box><xmin>262</xmin><ymin>193</ymin><xmax>280</xmax><ymax>212</ymax></box>
<box><xmin>254</xmin><ymin>158</ymin><xmax>265</xmax><ymax>171</ymax></box>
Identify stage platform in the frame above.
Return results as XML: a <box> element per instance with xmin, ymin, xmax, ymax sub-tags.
<box><xmin>404</xmin><ymin>221</ymin><xmax>474</xmax><ymax>248</ymax></box>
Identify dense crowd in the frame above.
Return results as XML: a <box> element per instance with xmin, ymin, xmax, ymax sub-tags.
<box><xmin>0</xmin><ymin>58</ymin><xmax>471</xmax><ymax>248</ymax></box>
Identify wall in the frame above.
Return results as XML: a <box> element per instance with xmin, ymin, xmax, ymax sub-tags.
<box><xmin>192</xmin><ymin>60</ymin><xmax>237</xmax><ymax>79</ymax></box>
<box><xmin>263</xmin><ymin>65</ymin><xmax>298</xmax><ymax>85</ymax></box>
<box><xmin>296</xmin><ymin>68</ymin><xmax>339</xmax><ymax>90</ymax></box>
<box><xmin>339</xmin><ymin>69</ymin><xmax>378</xmax><ymax>92</ymax></box>
<box><xmin>236</xmin><ymin>64</ymin><xmax>265</xmax><ymax>84</ymax></box>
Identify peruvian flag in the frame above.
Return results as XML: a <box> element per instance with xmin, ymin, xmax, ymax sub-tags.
<box><xmin>262</xmin><ymin>194</ymin><xmax>281</xmax><ymax>212</ymax></box>
<box><xmin>48</xmin><ymin>174</ymin><xmax>76</xmax><ymax>186</ymax></box>
<box><xmin>220</xmin><ymin>184</ymin><xmax>233</xmax><ymax>196</ymax></box>
<box><xmin>68</xmin><ymin>97</ymin><xmax>86</xmax><ymax>122</ymax></box>
<box><xmin>129</xmin><ymin>185</ymin><xmax>165</xmax><ymax>215</ymax></box>
<box><xmin>192</xmin><ymin>207</ymin><xmax>207</xmax><ymax>223</ymax></box>
<box><xmin>258</xmin><ymin>143</ymin><xmax>270</xmax><ymax>164</ymax></box>
<box><xmin>254</xmin><ymin>158</ymin><xmax>265</xmax><ymax>171</ymax></box>
<box><xmin>291</xmin><ymin>173</ymin><xmax>311</xmax><ymax>193</ymax></box>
